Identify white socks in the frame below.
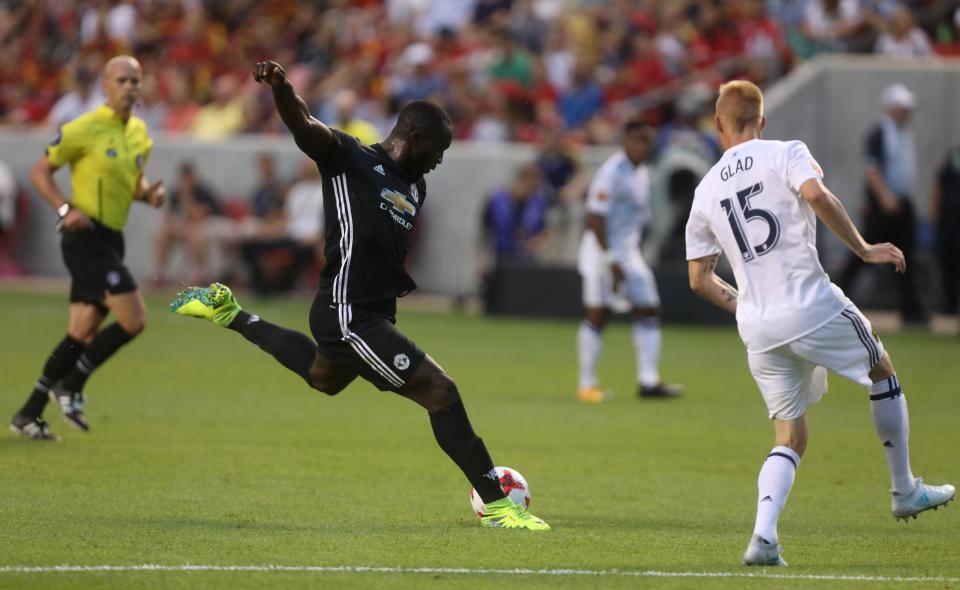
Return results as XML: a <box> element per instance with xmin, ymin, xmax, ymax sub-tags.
<box><xmin>869</xmin><ymin>375</ymin><xmax>915</xmax><ymax>495</ymax></box>
<box><xmin>577</xmin><ymin>321</ymin><xmax>603</xmax><ymax>389</ymax></box>
<box><xmin>632</xmin><ymin>317</ymin><xmax>661</xmax><ymax>387</ymax></box>
<box><xmin>753</xmin><ymin>446</ymin><xmax>800</xmax><ymax>544</ymax></box>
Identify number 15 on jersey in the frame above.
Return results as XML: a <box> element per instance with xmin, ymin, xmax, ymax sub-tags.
<box><xmin>720</xmin><ymin>182</ymin><xmax>781</xmax><ymax>262</ymax></box>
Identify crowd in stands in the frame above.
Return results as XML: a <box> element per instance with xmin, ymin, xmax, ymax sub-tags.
<box><xmin>1</xmin><ymin>0</ymin><xmax>957</xmax><ymax>145</ymax></box>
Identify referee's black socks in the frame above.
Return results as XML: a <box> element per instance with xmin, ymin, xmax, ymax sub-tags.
<box><xmin>19</xmin><ymin>335</ymin><xmax>86</xmax><ymax>418</ymax></box>
<box><xmin>429</xmin><ymin>398</ymin><xmax>505</xmax><ymax>504</ymax></box>
<box><xmin>61</xmin><ymin>324</ymin><xmax>136</xmax><ymax>394</ymax></box>
<box><xmin>228</xmin><ymin>310</ymin><xmax>315</xmax><ymax>385</ymax></box>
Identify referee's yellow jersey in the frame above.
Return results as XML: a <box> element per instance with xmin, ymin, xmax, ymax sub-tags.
<box><xmin>46</xmin><ymin>105</ymin><xmax>153</xmax><ymax>232</ymax></box>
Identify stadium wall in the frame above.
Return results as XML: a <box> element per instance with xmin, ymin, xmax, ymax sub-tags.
<box><xmin>2</xmin><ymin>56</ymin><xmax>958</xmax><ymax>302</ymax></box>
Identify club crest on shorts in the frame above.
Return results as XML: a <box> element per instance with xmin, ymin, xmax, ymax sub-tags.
<box><xmin>393</xmin><ymin>353</ymin><xmax>410</xmax><ymax>371</ymax></box>
<box><xmin>106</xmin><ymin>271</ymin><xmax>121</xmax><ymax>287</ymax></box>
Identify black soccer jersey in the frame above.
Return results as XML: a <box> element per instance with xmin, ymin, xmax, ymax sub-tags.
<box><xmin>314</xmin><ymin>130</ymin><xmax>427</xmax><ymax>305</ymax></box>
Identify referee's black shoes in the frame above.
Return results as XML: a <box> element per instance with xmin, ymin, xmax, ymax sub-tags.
<box><xmin>49</xmin><ymin>389</ymin><xmax>90</xmax><ymax>432</ymax></box>
<box><xmin>10</xmin><ymin>413</ymin><xmax>60</xmax><ymax>441</ymax></box>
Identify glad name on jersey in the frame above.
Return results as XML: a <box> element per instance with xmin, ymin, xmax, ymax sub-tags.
<box><xmin>720</xmin><ymin>156</ymin><xmax>754</xmax><ymax>181</ymax></box>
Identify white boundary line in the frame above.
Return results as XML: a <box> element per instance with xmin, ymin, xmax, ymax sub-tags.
<box><xmin>0</xmin><ymin>565</ymin><xmax>956</xmax><ymax>583</ymax></box>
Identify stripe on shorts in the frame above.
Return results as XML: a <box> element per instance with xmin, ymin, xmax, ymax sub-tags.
<box><xmin>841</xmin><ymin>309</ymin><xmax>879</xmax><ymax>367</ymax></box>
<box><xmin>336</xmin><ymin>304</ymin><xmax>404</xmax><ymax>389</ymax></box>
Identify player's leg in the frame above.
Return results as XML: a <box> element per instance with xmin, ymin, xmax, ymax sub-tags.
<box><xmin>742</xmin><ymin>347</ymin><xmax>810</xmax><ymax>566</ymax></box>
<box><xmin>623</xmin><ymin>253</ymin><xmax>681</xmax><ymax>399</ymax></box>
<box><xmin>794</xmin><ymin>307</ymin><xmax>954</xmax><ymax>519</ymax></box>
<box><xmin>577</xmin><ymin>245</ymin><xmax>612</xmax><ymax>403</ymax></box>
<box><xmin>57</xmin><ymin>289</ymin><xmax>147</xmax><ymax>431</ymax></box>
<box><xmin>397</xmin><ymin>356</ymin><xmax>549</xmax><ymax>530</ymax></box>
<box><xmin>10</xmin><ymin>302</ymin><xmax>103</xmax><ymax>439</ymax></box>
<box><xmin>171</xmin><ymin>283</ymin><xmax>323</xmax><ymax>388</ymax></box>
<box><xmin>866</xmin><ymin>351</ymin><xmax>955</xmax><ymax>519</ymax></box>
<box><xmin>578</xmin><ymin>306</ymin><xmax>611</xmax><ymax>402</ymax></box>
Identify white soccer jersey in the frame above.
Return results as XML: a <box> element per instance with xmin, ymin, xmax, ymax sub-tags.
<box><xmin>685</xmin><ymin>139</ymin><xmax>851</xmax><ymax>352</ymax></box>
<box><xmin>583</xmin><ymin>151</ymin><xmax>651</xmax><ymax>261</ymax></box>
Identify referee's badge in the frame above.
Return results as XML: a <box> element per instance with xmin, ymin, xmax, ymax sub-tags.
<box><xmin>393</xmin><ymin>353</ymin><xmax>410</xmax><ymax>371</ymax></box>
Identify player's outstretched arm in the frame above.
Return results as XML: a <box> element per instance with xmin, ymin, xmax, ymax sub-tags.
<box><xmin>799</xmin><ymin>178</ymin><xmax>906</xmax><ymax>273</ymax></box>
<box><xmin>688</xmin><ymin>254</ymin><xmax>738</xmax><ymax>314</ymax></box>
<box><xmin>253</xmin><ymin>60</ymin><xmax>335</xmax><ymax>160</ymax></box>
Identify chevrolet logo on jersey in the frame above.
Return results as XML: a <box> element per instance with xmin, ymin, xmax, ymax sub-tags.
<box><xmin>380</xmin><ymin>189</ymin><xmax>417</xmax><ymax>217</ymax></box>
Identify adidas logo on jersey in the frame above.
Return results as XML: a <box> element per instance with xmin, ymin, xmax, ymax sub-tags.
<box><xmin>373</xmin><ymin>164</ymin><xmax>385</xmax><ymax>175</ymax></box>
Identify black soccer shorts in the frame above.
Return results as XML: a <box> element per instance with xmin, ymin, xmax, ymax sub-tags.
<box><xmin>308</xmin><ymin>296</ymin><xmax>426</xmax><ymax>392</ymax></box>
<box><xmin>61</xmin><ymin>221</ymin><xmax>137</xmax><ymax>308</ymax></box>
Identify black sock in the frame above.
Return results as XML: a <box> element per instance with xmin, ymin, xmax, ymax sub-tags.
<box><xmin>429</xmin><ymin>398</ymin><xmax>505</xmax><ymax>504</ymax></box>
<box><xmin>61</xmin><ymin>324</ymin><xmax>136</xmax><ymax>393</ymax></box>
<box><xmin>228</xmin><ymin>311</ymin><xmax>315</xmax><ymax>385</ymax></box>
<box><xmin>19</xmin><ymin>336</ymin><xmax>86</xmax><ymax>418</ymax></box>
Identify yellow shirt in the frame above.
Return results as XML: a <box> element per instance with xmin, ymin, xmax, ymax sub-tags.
<box><xmin>335</xmin><ymin>118</ymin><xmax>380</xmax><ymax>146</ymax></box>
<box><xmin>46</xmin><ymin>105</ymin><xmax>153</xmax><ymax>232</ymax></box>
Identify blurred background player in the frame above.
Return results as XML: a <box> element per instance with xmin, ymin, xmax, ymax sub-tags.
<box><xmin>577</xmin><ymin>119</ymin><xmax>682</xmax><ymax>403</ymax></box>
<box><xmin>10</xmin><ymin>55</ymin><xmax>165</xmax><ymax>439</ymax></box>
<box><xmin>171</xmin><ymin>60</ymin><xmax>549</xmax><ymax>530</ymax></box>
<box><xmin>686</xmin><ymin>80</ymin><xmax>954</xmax><ymax>567</ymax></box>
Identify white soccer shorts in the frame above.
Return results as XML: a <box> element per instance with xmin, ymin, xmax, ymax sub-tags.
<box><xmin>578</xmin><ymin>238</ymin><xmax>660</xmax><ymax>310</ymax></box>
<box><xmin>747</xmin><ymin>306</ymin><xmax>884</xmax><ymax>420</ymax></box>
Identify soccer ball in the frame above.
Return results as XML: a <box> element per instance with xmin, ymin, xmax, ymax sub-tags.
<box><xmin>469</xmin><ymin>466</ymin><xmax>531</xmax><ymax>518</ymax></box>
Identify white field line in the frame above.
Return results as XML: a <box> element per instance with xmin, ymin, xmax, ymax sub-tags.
<box><xmin>0</xmin><ymin>565</ymin><xmax>956</xmax><ymax>583</ymax></box>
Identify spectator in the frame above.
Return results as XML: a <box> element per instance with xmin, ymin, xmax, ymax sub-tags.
<box><xmin>541</xmin><ymin>21</ymin><xmax>575</xmax><ymax>92</ymax></box>
<box><xmin>933</xmin><ymin>8</ymin><xmax>960</xmax><ymax>56</ymax></box>
<box><xmin>390</xmin><ymin>42</ymin><xmax>448</xmax><ymax>103</ymax></box>
<box><xmin>240</xmin><ymin>158</ymin><xmax>324</xmax><ymax>296</ymax></box>
<box><xmin>483</xmin><ymin>163</ymin><xmax>550</xmax><ymax>261</ymax></box>
<box><xmin>161</xmin><ymin>69</ymin><xmax>200</xmax><ymax>134</ymax></box>
<box><xmin>249</xmin><ymin>153</ymin><xmax>285</xmax><ymax>222</ymax></box>
<box><xmin>802</xmin><ymin>0</ymin><xmax>866</xmax><ymax>54</ymax></box>
<box><xmin>190</xmin><ymin>74</ymin><xmax>246</xmax><ymax>139</ymax></box>
<box><xmin>46</xmin><ymin>67</ymin><xmax>103</xmax><ymax>129</ymax></box>
<box><xmin>489</xmin><ymin>31</ymin><xmax>534</xmax><ymax>88</ymax></box>
<box><xmin>536</xmin><ymin>124</ymin><xmax>582</xmax><ymax>205</ymax></box>
<box><xmin>134</xmin><ymin>72</ymin><xmax>167</xmax><ymax>132</ymax></box>
<box><xmin>0</xmin><ymin>157</ymin><xmax>21</xmax><ymax>276</ymax></box>
<box><xmin>80</xmin><ymin>0</ymin><xmax>137</xmax><ymax>48</ymax></box>
<box><xmin>330</xmin><ymin>89</ymin><xmax>380</xmax><ymax>145</ymax></box>
<box><xmin>837</xmin><ymin>84</ymin><xmax>926</xmax><ymax>324</ymax></box>
<box><xmin>931</xmin><ymin>145</ymin><xmax>960</xmax><ymax>315</ymax></box>
<box><xmin>153</xmin><ymin>161</ymin><xmax>223</xmax><ymax>284</ymax></box>
<box><xmin>557</xmin><ymin>60</ymin><xmax>604</xmax><ymax>132</ymax></box>
<box><xmin>874</xmin><ymin>4</ymin><xmax>933</xmax><ymax>57</ymax></box>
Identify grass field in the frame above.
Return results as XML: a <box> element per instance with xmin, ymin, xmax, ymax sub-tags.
<box><xmin>1</xmin><ymin>288</ymin><xmax>957</xmax><ymax>589</ymax></box>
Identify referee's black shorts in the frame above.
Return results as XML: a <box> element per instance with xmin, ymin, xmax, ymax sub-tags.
<box><xmin>61</xmin><ymin>221</ymin><xmax>137</xmax><ymax>309</ymax></box>
<box><xmin>309</xmin><ymin>296</ymin><xmax>425</xmax><ymax>392</ymax></box>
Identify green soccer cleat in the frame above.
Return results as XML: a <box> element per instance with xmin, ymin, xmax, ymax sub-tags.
<box><xmin>170</xmin><ymin>282</ymin><xmax>242</xmax><ymax>327</ymax></box>
<box><xmin>479</xmin><ymin>498</ymin><xmax>551</xmax><ymax>530</ymax></box>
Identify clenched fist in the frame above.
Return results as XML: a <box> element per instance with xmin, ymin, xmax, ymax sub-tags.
<box><xmin>253</xmin><ymin>61</ymin><xmax>287</xmax><ymax>87</ymax></box>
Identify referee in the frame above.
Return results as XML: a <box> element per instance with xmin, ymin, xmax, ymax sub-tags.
<box><xmin>10</xmin><ymin>56</ymin><xmax>165</xmax><ymax>439</ymax></box>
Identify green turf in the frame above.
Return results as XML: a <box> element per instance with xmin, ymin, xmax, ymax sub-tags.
<box><xmin>0</xmin><ymin>289</ymin><xmax>957</xmax><ymax>590</ymax></box>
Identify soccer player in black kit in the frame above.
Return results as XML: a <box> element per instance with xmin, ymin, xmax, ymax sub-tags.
<box><xmin>171</xmin><ymin>60</ymin><xmax>549</xmax><ymax>530</ymax></box>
